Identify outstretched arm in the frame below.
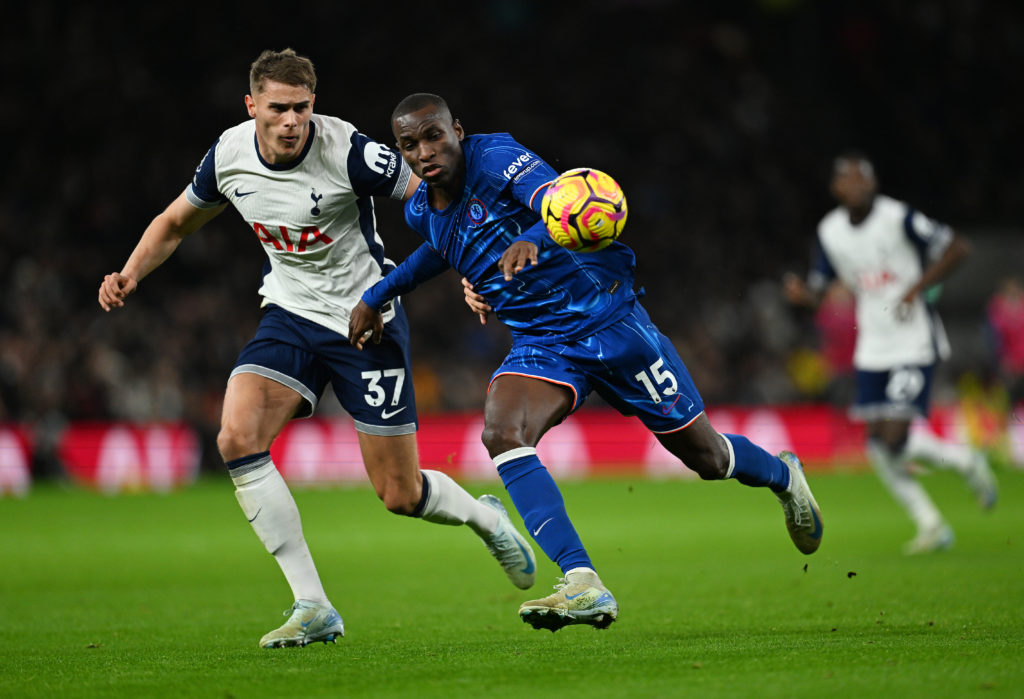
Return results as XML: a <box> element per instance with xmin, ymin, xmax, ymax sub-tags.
<box><xmin>98</xmin><ymin>192</ymin><xmax>226</xmax><ymax>311</ymax></box>
<box><xmin>349</xmin><ymin>243</ymin><xmax>449</xmax><ymax>348</ymax></box>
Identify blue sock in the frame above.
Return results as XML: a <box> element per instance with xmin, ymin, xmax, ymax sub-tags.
<box><xmin>723</xmin><ymin>434</ymin><xmax>791</xmax><ymax>492</ymax></box>
<box><xmin>495</xmin><ymin>448</ymin><xmax>593</xmax><ymax>573</ymax></box>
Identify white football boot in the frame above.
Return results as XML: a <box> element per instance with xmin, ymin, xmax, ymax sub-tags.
<box><xmin>259</xmin><ymin>600</ymin><xmax>344</xmax><ymax>648</ymax></box>
<box><xmin>519</xmin><ymin>569</ymin><xmax>618</xmax><ymax>632</ymax></box>
<box><xmin>903</xmin><ymin>523</ymin><xmax>955</xmax><ymax>555</ymax></box>
<box><xmin>776</xmin><ymin>451</ymin><xmax>824</xmax><ymax>554</ymax></box>
<box><xmin>479</xmin><ymin>494</ymin><xmax>537</xmax><ymax>590</ymax></box>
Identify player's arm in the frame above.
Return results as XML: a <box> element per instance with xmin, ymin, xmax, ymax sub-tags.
<box><xmin>499</xmin><ymin>221</ymin><xmax>549</xmax><ymax>280</ymax></box>
<box><xmin>783</xmin><ymin>240</ymin><xmax>835</xmax><ymax>309</ymax></box>
<box><xmin>98</xmin><ymin>192</ymin><xmax>227</xmax><ymax>311</ymax></box>
<box><xmin>402</xmin><ymin>172</ymin><xmax>422</xmax><ymax>200</ymax></box>
<box><xmin>899</xmin><ymin>229</ymin><xmax>970</xmax><ymax>307</ymax></box>
<box><xmin>349</xmin><ymin>243</ymin><xmax>450</xmax><ymax>349</ymax></box>
<box><xmin>493</xmin><ymin>139</ymin><xmax>560</xmax><ymax>280</ymax></box>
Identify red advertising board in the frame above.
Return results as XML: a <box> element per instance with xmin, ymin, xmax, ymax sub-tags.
<box><xmin>4</xmin><ymin>402</ymin><xmax>1012</xmax><ymax>494</ymax></box>
<box><xmin>57</xmin><ymin>422</ymin><xmax>201</xmax><ymax>493</ymax></box>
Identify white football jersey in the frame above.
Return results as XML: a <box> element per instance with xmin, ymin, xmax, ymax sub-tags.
<box><xmin>809</xmin><ymin>194</ymin><xmax>952</xmax><ymax>370</ymax></box>
<box><xmin>185</xmin><ymin>114</ymin><xmax>411</xmax><ymax>336</ymax></box>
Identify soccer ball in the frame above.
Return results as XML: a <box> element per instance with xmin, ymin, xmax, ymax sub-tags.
<box><xmin>540</xmin><ymin>168</ymin><xmax>628</xmax><ymax>252</ymax></box>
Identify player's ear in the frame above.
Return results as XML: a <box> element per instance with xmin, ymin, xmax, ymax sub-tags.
<box><xmin>453</xmin><ymin>118</ymin><xmax>464</xmax><ymax>141</ymax></box>
<box><xmin>245</xmin><ymin>94</ymin><xmax>256</xmax><ymax>118</ymax></box>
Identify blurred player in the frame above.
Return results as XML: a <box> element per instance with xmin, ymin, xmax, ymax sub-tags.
<box><xmin>97</xmin><ymin>51</ymin><xmax>535</xmax><ymax>648</ymax></box>
<box><xmin>784</xmin><ymin>151</ymin><xmax>996</xmax><ymax>554</ymax></box>
<box><xmin>349</xmin><ymin>93</ymin><xmax>823</xmax><ymax>632</ymax></box>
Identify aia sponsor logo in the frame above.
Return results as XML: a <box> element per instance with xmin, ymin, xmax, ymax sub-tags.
<box><xmin>466</xmin><ymin>198</ymin><xmax>487</xmax><ymax>225</ymax></box>
<box><xmin>253</xmin><ymin>223</ymin><xmax>334</xmax><ymax>252</ymax></box>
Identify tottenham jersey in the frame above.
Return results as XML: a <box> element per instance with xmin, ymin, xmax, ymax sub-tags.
<box><xmin>809</xmin><ymin>194</ymin><xmax>952</xmax><ymax>370</ymax></box>
<box><xmin>186</xmin><ymin>114</ymin><xmax>411</xmax><ymax>336</ymax></box>
<box><xmin>363</xmin><ymin>133</ymin><xmax>638</xmax><ymax>344</ymax></box>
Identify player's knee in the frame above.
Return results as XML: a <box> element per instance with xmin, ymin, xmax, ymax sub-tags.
<box><xmin>480</xmin><ymin>423</ymin><xmax>526</xmax><ymax>458</ymax></box>
<box><xmin>683</xmin><ymin>443</ymin><xmax>730</xmax><ymax>480</ymax></box>
<box><xmin>376</xmin><ymin>480</ymin><xmax>420</xmax><ymax>516</ymax></box>
<box><xmin>216</xmin><ymin>426</ymin><xmax>252</xmax><ymax>463</ymax></box>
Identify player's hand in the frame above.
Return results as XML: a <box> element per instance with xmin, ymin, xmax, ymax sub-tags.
<box><xmin>498</xmin><ymin>241</ymin><xmax>538</xmax><ymax>281</ymax></box>
<box><xmin>782</xmin><ymin>272</ymin><xmax>809</xmax><ymax>306</ymax></box>
<box><xmin>348</xmin><ymin>300</ymin><xmax>383</xmax><ymax>350</ymax></box>
<box><xmin>98</xmin><ymin>272</ymin><xmax>138</xmax><ymax>312</ymax></box>
<box><xmin>462</xmin><ymin>277</ymin><xmax>492</xmax><ymax>325</ymax></box>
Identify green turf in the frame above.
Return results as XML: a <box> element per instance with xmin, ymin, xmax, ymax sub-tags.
<box><xmin>0</xmin><ymin>467</ymin><xmax>1021</xmax><ymax>698</ymax></box>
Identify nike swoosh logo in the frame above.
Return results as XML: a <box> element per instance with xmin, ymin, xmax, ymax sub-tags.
<box><xmin>810</xmin><ymin>508</ymin><xmax>823</xmax><ymax>540</ymax></box>
<box><xmin>532</xmin><ymin>517</ymin><xmax>553</xmax><ymax>537</ymax></box>
<box><xmin>381</xmin><ymin>406</ymin><xmax>407</xmax><ymax>419</ymax></box>
<box><xmin>234</xmin><ymin>188</ymin><xmax>257</xmax><ymax>197</ymax></box>
<box><xmin>515</xmin><ymin>538</ymin><xmax>535</xmax><ymax>575</ymax></box>
<box><xmin>660</xmin><ymin>394</ymin><xmax>682</xmax><ymax>415</ymax></box>
<box><xmin>247</xmin><ymin>507</ymin><xmax>262</xmax><ymax>523</ymax></box>
<box><xmin>565</xmin><ymin>590</ymin><xmax>589</xmax><ymax>600</ymax></box>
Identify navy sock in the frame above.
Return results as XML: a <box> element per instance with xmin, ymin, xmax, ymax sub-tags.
<box><xmin>723</xmin><ymin>434</ymin><xmax>791</xmax><ymax>492</ymax></box>
<box><xmin>495</xmin><ymin>449</ymin><xmax>593</xmax><ymax>573</ymax></box>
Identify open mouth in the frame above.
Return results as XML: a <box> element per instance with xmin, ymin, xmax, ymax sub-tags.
<box><xmin>422</xmin><ymin>164</ymin><xmax>441</xmax><ymax>178</ymax></box>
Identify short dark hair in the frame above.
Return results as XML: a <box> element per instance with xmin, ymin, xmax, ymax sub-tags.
<box><xmin>249</xmin><ymin>48</ymin><xmax>317</xmax><ymax>95</ymax></box>
<box><xmin>833</xmin><ymin>149</ymin><xmax>875</xmax><ymax>177</ymax></box>
<box><xmin>391</xmin><ymin>93</ymin><xmax>451</xmax><ymax>123</ymax></box>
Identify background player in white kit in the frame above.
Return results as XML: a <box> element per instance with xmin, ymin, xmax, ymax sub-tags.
<box><xmin>97</xmin><ymin>49</ymin><xmax>535</xmax><ymax>647</ymax></box>
<box><xmin>784</xmin><ymin>151</ymin><xmax>997</xmax><ymax>554</ymax></box>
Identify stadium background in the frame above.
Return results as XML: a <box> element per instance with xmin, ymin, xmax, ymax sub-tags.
<box><xmin>1</xmin><ymin>1</ymin><xmax>1022</xmax><ymax>488</ymax></box>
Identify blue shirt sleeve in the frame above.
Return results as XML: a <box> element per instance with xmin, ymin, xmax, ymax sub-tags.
<box><xmin>480</xmin><ymin>135</ymin><xmax>559</xmax><ymax>212</ymax></box>
<box><xmin>346</xmin><ymin>132</ymin><xmax>411</xmax><ymax>199</ymax></box>
<box><xmin>361</xmin><ymin>243</ymin><xmax>451</xmax><ymax>310</ymax></box>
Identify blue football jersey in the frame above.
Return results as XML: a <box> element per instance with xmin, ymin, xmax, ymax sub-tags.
<box><xmin>363</xmin><ymin>133</ymin><xmax>638</xmax><ymax>343</ymax></box>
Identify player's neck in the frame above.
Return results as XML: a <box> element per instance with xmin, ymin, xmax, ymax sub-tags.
<box><xmin>427</xmin><ymin>178</ymin><xmax>463</xmax><ymax>211</ymax></box>
<box><xmin>846</xmin><ymin>198</ymin><xmax>875</xmax><ymax>225</ymax></box>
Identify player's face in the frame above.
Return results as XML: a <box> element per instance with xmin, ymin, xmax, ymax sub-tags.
<box><xmin>831</xmin><ymin>159</ymin><xmax>877</xmax><ymax>211</ymax></box>
<box><xmin>392</xmin><ymin>106</ymin><xmax>464</xmax><ymax>191</ymax></box>
<box><xmin>245</xmin><ymin>80</ymin><xmax>315</xmax><ymax>165</ymax></box>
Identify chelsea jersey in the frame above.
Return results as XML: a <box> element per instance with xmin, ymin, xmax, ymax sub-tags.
<box><xmin>363</xmin><ymin>133</ymin><xmax>638</xmax><ymax>344</ymax></box>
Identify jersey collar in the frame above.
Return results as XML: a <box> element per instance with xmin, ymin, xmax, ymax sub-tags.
<box><xmin>254</xmin><ymin>120</ymin><xmax>317</xmax><ymax>171</ymax></box>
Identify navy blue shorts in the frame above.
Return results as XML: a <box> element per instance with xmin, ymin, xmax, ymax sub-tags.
<box><xmin>851</xmin><ymin>364</ymin><xmax>936</xmax><ymax>421</ymax></box>
<box><xmin>491</xmin><ymin>302</ymin><xmax>704</xmax><ymax>433</ymax></box>
<box><xmin>231</xmin><ymin>304</ymin><xmax>417</xmax><ymax>435</ymax></box>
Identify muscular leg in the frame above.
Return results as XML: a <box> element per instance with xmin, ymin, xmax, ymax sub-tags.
<box><xmin>357</xmin><ymin>431</ymin><xmax>499</xmax><ymax>537</ymax></box>
<box><xmin>656</xmin><ymin>413</ymin><xmax>790</xmax><ymax>491</ymax></box>
<box><xmin>483</xmin><ymin>375</ymin><xmax>592</xmax><ymax>574</ymax></box>
<box><xmin>218</xmin><ymin>373</ymin><xmax>329</xmax><ymax>605</ymax></box>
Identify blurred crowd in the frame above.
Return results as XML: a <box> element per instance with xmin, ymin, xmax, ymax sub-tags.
<box><xmin>1</xmin><ymin>1</ymin><xmax>1022</xmax><ymax>470</ymax></box>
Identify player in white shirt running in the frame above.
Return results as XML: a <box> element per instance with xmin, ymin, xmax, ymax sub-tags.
<box><xmin>785</xmin><ymin>151</ymin><xmax>997</xmax><ymax>554</ymax></box>
<box><xmin>97</xmin><ymin>48</ymin><xmax>535</xmax><ymax>647</ymax></box>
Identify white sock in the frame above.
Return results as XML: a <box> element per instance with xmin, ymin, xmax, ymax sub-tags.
<box><xmin>867</xmin><ymin>440</ymin><xmax>945</xmax><ymax>534</ymax></box>
<box><xmin>906</xmin><ymin>428</ymin><xmax>973</xmax><ymax>474</ymax></box>
<box><xmin>418</xmin><ymin>469</ymin><xmax>499</xmax><ymax>537</ymax></box>
<box><xmin>230</xmin><ymin>454</ymin><xmax>328</xmax><ymax>606</ymax></box>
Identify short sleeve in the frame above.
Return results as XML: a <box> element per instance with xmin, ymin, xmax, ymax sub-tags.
<box><xmin>185</xmin><ymin>140</ymin><xmax>228</xmax><ymax>209</ymax></box>
<box><xmin>903</xmin><ymin>207</ymin><xmax>953</xmax><ymax>261</ymax></box>
<box><xmin>346</xmin><ymin>132</ymin><xmax>411</xmax><ymax>199</ymax></box>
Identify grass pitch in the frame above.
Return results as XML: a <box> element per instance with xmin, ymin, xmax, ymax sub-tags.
<box><xmin>1</xmin><ymin>467</ymin><xmax>1021</xmax><ymax>698</ymax></box>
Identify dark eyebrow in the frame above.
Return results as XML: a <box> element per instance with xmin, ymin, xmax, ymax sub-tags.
<box><xmin>267</xmin><ymin>100</ymin><xmax>311</xmax><ymax>110</ymax></box>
